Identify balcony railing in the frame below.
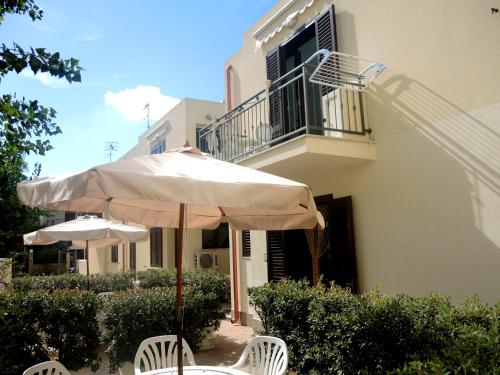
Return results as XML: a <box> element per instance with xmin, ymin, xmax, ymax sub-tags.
<box><xmin>199</xmin><ymin>61</ymin><xmax>370</xmax><ymax>162</ymax></box>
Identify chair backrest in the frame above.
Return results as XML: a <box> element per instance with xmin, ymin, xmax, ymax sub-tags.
<box><xmin>134</xmin><ymin>335</ymin><xmax>196</xmax><ymax>374</ymax></box>
<box><xmin>23</xmin><ymin>361</ymin><xmax>70</xmax><ymax>375</ymax></box>
<box><xmin>231</xmin><ymin>336</ymin><xmax>288</xmax><ymax>375</ymax></box>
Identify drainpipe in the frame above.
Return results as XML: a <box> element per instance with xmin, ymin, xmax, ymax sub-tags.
<box><xmin>226</xmin><ymin>65</ymin><xmax>233</xmax><ymax>112</ymax></box>
<box><xmin>227</xmin><ymin>65</ymin><xmax>240</xmax><ymax>324</ymax></box>
<box><xmin>230</xmin><ymin>229</ymin><xmax>240</xmax><ymax>323</ymax></box>
<box><xmin>122</xmin><ymin>221</ymin><xmax>126</xmax><ymax>272</ymax></box>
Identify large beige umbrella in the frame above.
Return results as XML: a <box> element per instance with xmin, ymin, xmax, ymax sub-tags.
<box><xmin>17</xmin><ymin>146</ymin><xmax>321</xmax><ymax>374</ymax></box>
<box><xmin>24</xmin><ymin>215</ymin><xmax>149</xmax><ymax>277</ymax></box>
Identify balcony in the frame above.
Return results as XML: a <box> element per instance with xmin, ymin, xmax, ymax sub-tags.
<box><xmin>199</xmin><ymin>60</ymin><xmax>376</xmax><ymax>178</ymax></box>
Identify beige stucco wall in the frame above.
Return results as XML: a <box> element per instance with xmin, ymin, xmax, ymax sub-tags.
<box><xmin>226</xmin><ymin>0</ymin><xmax>500</xmax><ymax>323</ymax></box>
<box><xmin>89</xmin><ymin>99</ymin><xmax>226</xmax><ymax>276</ymax></box>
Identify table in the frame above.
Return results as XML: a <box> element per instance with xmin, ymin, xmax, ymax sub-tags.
<box><xmin>141</xmin><ymin>366</ymin><xmax>250</xmax><ymax>375</ymax></box>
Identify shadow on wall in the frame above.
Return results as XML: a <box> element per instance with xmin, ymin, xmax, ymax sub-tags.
<box><xmin>328</xmin><ymin>74</ymin><xmax>500</xmax><ymax>302</ymax></box>
<box><xmin>372</xmin><ymin>75</ymin><xmax>500</xmax><ymax>232</ymax></box>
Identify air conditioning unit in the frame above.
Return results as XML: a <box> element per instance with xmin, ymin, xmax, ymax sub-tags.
<box><xmin>194</xmin><ymin>251</ymin><xmax>220</xmax><ymax>270</ymax></box>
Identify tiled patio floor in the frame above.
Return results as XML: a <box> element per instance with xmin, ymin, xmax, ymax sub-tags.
<box><xmin>194</xmin><ymin>318</ymin><xmax>254</xmax><ymax>366</ymax></box>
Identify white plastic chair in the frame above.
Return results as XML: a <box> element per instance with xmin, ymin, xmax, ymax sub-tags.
<box><xmin>230</xmin><ymin>336</ymin><xmax>288</xmax><ymax>375</ymax></box>
<box><xmin>134</xmin><ymin>335</ymin><xmax>196</xmax><ymax>374</ymax></box>
<box><xmin>23</xmin><ymin>361</ymin><xmax>70</xmax><ymax>375</ymax></box>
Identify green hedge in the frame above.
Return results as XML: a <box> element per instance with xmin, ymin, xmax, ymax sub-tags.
<box><xmin>12</xmin><ymin>269</ymin><xmax>228</xmax><ymax>298</ymax></box>
<box><xmin>248</xmin><ymin>280</ymin><xmax>500</xmax><ymax>374</ymax></box>
<box><xmin>5</xmin><ymin>269</ymin><xmax>227</xmax><ymax>373</ymax></box>
<box><xmin>0</xmin><ymin>292</ymin><xmax>45</xmax><ymax>375</ymax></box>
<box><xmin>101</xmin><ymin>286</ymin><xmax>226</xmax><ymax>372</ymax></box>
<box><xmin>0</xmin><ymin>290</ymin><xmax>100</xmax><ymax>374</ymax></box>
<box><xmin>12</xmin><ymin>271</ymin><xmax>135</xmax><ymax>292</ymax></box>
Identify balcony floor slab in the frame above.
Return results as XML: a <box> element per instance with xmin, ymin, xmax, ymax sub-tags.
<box><xmin>237</xmin><ymin>134</ymin><xmax>376</xmax><ymax>181</ymax></box>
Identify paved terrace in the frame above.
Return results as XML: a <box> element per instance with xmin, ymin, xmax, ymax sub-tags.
<box><xmin>73</xmin><ymin>318</ymin><xmax>255</xmax><ymax>375</ymax></box>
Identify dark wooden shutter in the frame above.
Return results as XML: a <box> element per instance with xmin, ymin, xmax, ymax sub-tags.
<box><xmin>326</xmin><ymin>196</ymin><xmax>358</xmax><ymax>292</ymax></box>
<box><xmin>266</xmin><ymin>47</ymin><xmax>284</xmax><ymax>140</ymax></box>
<box><xmin>315</xmin><ymin>5</ymin><xmax>337</xmax><ymax>53</ymax></box>
<box><xmin>129</xmin><ymin>242</ymin><xmax>136</xmax><ymax>271</ymax></box>
<box><xmin>65</xmin><ymin>212</ymin><xmax>76</xmax><ymax>222</ymax></box>
<box><xmin>150</xmin><ymin>228</ymin><xmax>163</xmax><ymax>267</ymax></box>
<box><xmin>315</xmin><ymin>5</ymin><xmax>338</xmax><ymax>95</ymax></box>
<box><xmin>242</xmin><ymin>230</ymin><xmax>251</xmax><ymax>257</ymax></box>
<box><xmin>267</xmin><ymin>230</ymin><xmax>286</xmax><ymax>282</ymax></box>
<box><xmin>111</xmin><ymin>245</ymin><xmax>118</xmax><ymax>263</ymax></box>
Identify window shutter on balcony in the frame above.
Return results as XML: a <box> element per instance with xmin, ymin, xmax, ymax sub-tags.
<box><xmin>267</xmin><ymin>230</ymin><xmax>286</xmax><ymax>282</ymax></box>
<box><xmin>315</xmin><ymin>5</ymin><xmax>338</xmax><ymax>95</ymax></box>
<box><xmin>266</xmin><ymin>47</ymin><xmax>284</xmax><ymax>140</ymax></box>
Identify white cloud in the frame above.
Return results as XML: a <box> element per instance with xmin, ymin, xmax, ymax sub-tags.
<box><xmin>21</xmin><ymin>70</ymin><xmax>70</xmax><ymax>88</ymax></box>
<box><xmin>104</xmin><ymin>85</ymin><xmax>180</xmax><ymax>122</ymax></box>
<box><xmin>81</xmin><ymin>32</ymin><xmax>102</xmax><ymax>42</ymax></box>
<box><xmin>80</xmin><ymin>26</ymin><xmax>103</xmax><ymax>42</ymax></box>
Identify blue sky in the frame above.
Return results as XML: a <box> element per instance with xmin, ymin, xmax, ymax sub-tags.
<box><xmin>1</xmin><ymin>0</ymin><xmax>273</xmax><ymax>175</ymax></box>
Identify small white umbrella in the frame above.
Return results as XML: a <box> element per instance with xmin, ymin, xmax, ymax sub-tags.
<box><xmin>24</xmin><ymin>215</ymin><xmax>149</xmax><ymax>277</ymax></box>
<box><xmin>17</xmin><ymin>146</ymin><xmax>321</xmax><ymax>374</ymax></box>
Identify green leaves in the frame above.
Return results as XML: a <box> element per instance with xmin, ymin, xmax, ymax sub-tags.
<box><xmin>0</xmin><ymin>94</ymin><xmax>59</xmax><ymax>158</ymax></box>
<box><xmin>0</xmin><ymin>0</ymin><xmax>83</xmax><ymax>260</ymax></box>
<box><xmin>249</xmin><ymin>281</ymin><xmax>500</xmax><ymax>374</ymax></box>
<box><xmin>0</xmin><ymin>43</ymin><xmax>83</xmax><ymax>83</ymax></box>
<box><xmin>0</xmin><ymin>0</ymin><xmax>43</xmax><ymax>25</ymax></box>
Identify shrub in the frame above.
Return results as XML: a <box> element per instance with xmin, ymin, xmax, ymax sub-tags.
<box><xmin>0</xmin><ymin>292</ymin><xmax>45</xmax><ymax>375</ymax></box>
<box><xmin>33</xmin><ymin>290</ymin><xmax>101</xmax><ymax>371</ymax></box>
<box><xmin>12</xmin><ymin>271</ymin><xmax>135</xmax><ymax>293</ymax></box>
<box><xmin>136</xmin><ymin>268</ymin><xmax>176</xmax><ymax>288</ymax></box>
<box><xmin>248</xmin><ymin>279</ymin><xmax>324</xmax><ymax>369</ymax></box>
<box><xmin>0</xmin><ymin>290</ymin><xmax>100</xmax><ymax>373</ymax></box>
<box><xmin>88</xmin><ymin>271</ymin><xmax>135</xmax><ymax>293</ymax></box>
<box><xmin>249</xmin><ymin>280</ymin><xmax>500</xmax><ymax>374</ymax></box>
<box><xmin>12</xmin><ymin>273</ymin><xmax>87</xmax><ymax>291</ymax></box>
<box><xmin>101</xmin><ymin>286</ymin><xmax>225</xmax><ymax>372</ymax></box>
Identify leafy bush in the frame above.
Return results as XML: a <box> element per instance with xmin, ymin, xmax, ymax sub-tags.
<box><xmin>101</xmin><ymin>286</ymin><xmax>226</xmax><ymax>372</ymax></box>
<box><xmin>0</xmin><ymin>290</ymin><xmax>100</xmax><ymax>373</ymax></box>
<box><xmin>12</xmin><ymin>273</ymin><xmax>87</xmax><ymax>291</ymax></box>
<box><xmin>136</xmin><ymin>268</ymin><xmax>176</xmax><ymax>288</ymax></box>
<box><xmin>89</xmin><ymin>271</ymin><xmax>135</xmax><ymax>293</ymax></box>
<box><xmin>0</xmin><ymin>292</ymin><xmax>45</xmax><ymax>375</ymax></box>
<box><xmin>12</xmin><ymin>271</ymin><xmax>135</xmax><ymax>292</ymax></box>
<box><xmin>33</xmin><ymin>290</ymin><xmax>101</xmax><ymax>371</ymax></box>
<box><xmin>12</xmin><ymin>269</ymin><xmax>227</xmax><ymax>297</ymax></box>
<box><xmin>249</xmin><ymin>280</ymin><xmax>500</xmax><ymax>374</ymax></box>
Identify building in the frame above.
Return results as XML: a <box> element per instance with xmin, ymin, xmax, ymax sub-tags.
<box><xmin>86</xmin><ymin>98</ymin><xmax>226</xmax><ymax>275</ymax></box>
<box><xmin>198</xmin><ymin>0</ymin><xmax>500</xmax><ymax>327</ymax></box>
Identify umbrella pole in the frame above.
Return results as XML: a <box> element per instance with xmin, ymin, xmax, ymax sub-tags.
<box><xmin>176</xmin><ymin>203</ymin><xmax>186</xmax><ymax>375</ymax></box>
<box><xmin>86</xmin><ymin>240</ymin><xmax>90</xmax><ymax>289</ymax></box>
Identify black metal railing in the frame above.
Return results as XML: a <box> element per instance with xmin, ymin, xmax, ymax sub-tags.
<box><xmin>199</xmin><ymin>61</ymin><xmax>369</xmax><ymax>162</ymax></box>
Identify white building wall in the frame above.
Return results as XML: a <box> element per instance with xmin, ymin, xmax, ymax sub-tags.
<box><xmin>93</xmin><ymin>98</ymin><xmax>225</xmax><ymax>275</ymax></box>
<box><xmin>224</xmin><ymin>0</ymin><xmax>500</xmax><ymax>325</ymax></box>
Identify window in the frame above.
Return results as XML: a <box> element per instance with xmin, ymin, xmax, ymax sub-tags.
<box><xmin>202</xmin><ymin>223</ymin><xmax>229</xmax><ymax>249</ymax></box>
<box><xmin>150</xmin><ymin>228</ymin><xmax>163</xmax><ymax>267</ymax></box>
<box><xmin>111</xmin><ymin>245</ymin><xmax>118</xmax><ymax>263</ymax></box>
<box><xmin>150</xmin><ymin>139</ymin><xmax>166</xmax><ymax>154</ymax></box>
<box><xmin>196</xmin><ymin>127</ymin><xmax>209</xmax><ymax>153</ymax></box>
<box><xmin>242</xmin><ymin>230</ymin><xmax>251</xmax><ymax>257</ymax></box>
<box><xmin>65</xmin><ymin>212</ymin><xmax>76</xmax><ymax>222</ymax></box>
<box><xmin>129</xmin><ymin>242</ymin><xmax>136</xmax><ymax>271</ymax></box>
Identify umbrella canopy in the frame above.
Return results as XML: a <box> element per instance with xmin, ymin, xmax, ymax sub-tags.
<box><xmin>17</xmin><ymin>147</ymin><xmax>320</xmax><ymax>230</ymax></box>
<box><xmin>24</xmin><ymin>215</ymin><xmax>149</xmax><ymax>247</ymax></box>
<box><xmin>17</xmin><ymin>146</ymin><xmax>322</xmax><ymax>374</ymax></box>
